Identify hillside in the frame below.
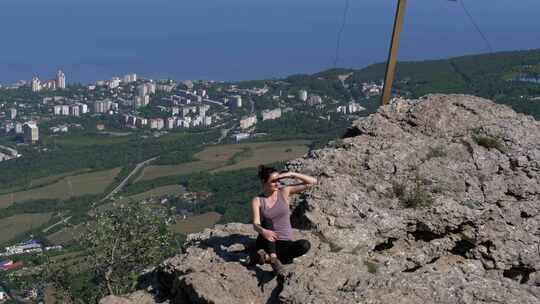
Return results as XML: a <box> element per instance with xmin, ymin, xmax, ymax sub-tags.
<box><xmin>284</xmin><ymin>49</ymin><xmax>540</xmax><ymax>119</ymax></box>
<box><xmin>102</xmin><ymin>94</ymin><xmax>540</xmax><ymax>304</ymax></box>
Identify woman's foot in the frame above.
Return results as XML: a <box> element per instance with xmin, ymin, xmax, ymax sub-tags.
<box><xmin>269</xmin><ymin>255</ymin><xmax>285</xmax><ymax>276</ymax></box>
<box><xmin>256</xmin><ymin>249</ymin><xmax>267</xmax><ymax>265</ymax></box>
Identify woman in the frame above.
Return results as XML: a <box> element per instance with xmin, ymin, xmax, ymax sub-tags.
<box><xmin>251</xmin><ymin>165</ymin><xmax>317</xmax><ymax>274</ymax></box>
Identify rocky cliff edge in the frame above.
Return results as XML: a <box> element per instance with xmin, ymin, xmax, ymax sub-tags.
<box><xmin>102</xmin><ymin>94</ymin><xmax>540</xmax><ymax>304</ymax></box>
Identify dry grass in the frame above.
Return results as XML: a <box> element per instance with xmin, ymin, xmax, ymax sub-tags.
<box><xmin>0</xmin><ymin>168</ymin><xmax>121</xmax><ymax>208</ymax></box>
<box><xmin>213</xmin><ymin>143</ymin><xmax>309</xmax><ymax>173</ymax></box>
<box><xmin>0</xmin><ymin>213</ymin><xmax>53</xmax><ymax>244</ymax></box>
<box><xmin>170</xmin><ymin>212</ymin><xmax>222</xmax><ymax>235</ymax></box>
<box><xmin>137</xmin><ymin>140</ymin><xmax>311</xmax><ymax>181</ymax></box>
<box><xmin>195</xmin><ymin>140</ymin><xmax>310</xmax><ymax>162</ymax></box>
<box><xmin>137</xmin><ymin>161</ymin><xmax>225</xmax><ymax>182</ymax></box>
<box><xmin>117</xmin><ymin>185</ymin><xmax>186</xmax><ymax>204</ymax></box>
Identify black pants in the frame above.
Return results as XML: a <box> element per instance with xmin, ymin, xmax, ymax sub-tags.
<box><xmin>255</xmin><ymin>234</ymin><xmax>311</xmax><ymax>264</ymax></box>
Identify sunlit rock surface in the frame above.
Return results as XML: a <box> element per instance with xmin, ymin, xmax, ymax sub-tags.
<box><xmin>108</xmin><ymin>95</ymin><xmax>540</xmax><ymax>304</ymax></box>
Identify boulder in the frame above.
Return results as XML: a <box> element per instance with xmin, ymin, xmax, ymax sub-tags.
<box><xmin>113</xmin><ymin>95</ymin><xmax>540</xmax><ymax>304</ymax></box>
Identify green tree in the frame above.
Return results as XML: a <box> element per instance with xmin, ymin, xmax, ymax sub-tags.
<box><xmin>78</xmin><ymin>202</ymin><xmax>174</xmax><ymax>297</ymax></box>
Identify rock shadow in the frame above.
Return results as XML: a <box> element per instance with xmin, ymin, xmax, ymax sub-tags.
<box><xmin>195</xmin><ymin>233</ymin><xmax>253</xmax><ymax>262</ymax></box>
<box><xmin>197</xmin><ymin>234</ymin><xmax>284</xmax><ymax>302</ymax></box>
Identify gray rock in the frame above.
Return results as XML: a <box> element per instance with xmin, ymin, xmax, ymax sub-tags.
<box><xmin>110</xmin><ymin>95</ymin><xmax>540</xmax><ymax>304</ymax></box>
<box><xmin>99</xmin><ymin>290</ymin><xmax>158</xmax><ymax>304</ymax></box>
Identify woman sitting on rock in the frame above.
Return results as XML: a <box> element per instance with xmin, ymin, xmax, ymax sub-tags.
<box><xmin>250</xmin><ymin>165</ymin><xmax>316</xmax><ymax>274</ymax></box>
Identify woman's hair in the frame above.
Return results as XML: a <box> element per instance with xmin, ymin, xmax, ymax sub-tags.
<box><xmin>258</xmin><ymin>165</ymin><xmax>278</xmax><ymax>182</ymax></box>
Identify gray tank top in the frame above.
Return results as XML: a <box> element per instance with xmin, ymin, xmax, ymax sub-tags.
<box><xmin>260</xmin><ymin>191</ymin><xmax>293</xmax><ymax>241</ymax></box>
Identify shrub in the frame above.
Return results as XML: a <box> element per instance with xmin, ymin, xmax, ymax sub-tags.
<box><xmin>473</xmin><ymin>135</ymin><xmax>506</xmax><ymax>152</ymax></box>
<box><xmin>364</xmin><ymin>260</ymin><xmax>378</xmax><ymax>274</ymax></box>
<box><xmin>425</xmin><ymin>146</ymin><xmax>447</xmax><ymax>160</ymax></box>
<box><xmin>393</xmin><ymin>177</ymin><xmax>434</xmax><ymax>209</ymax></box>
<box><xmin>402</xmin><ymin>184</ymin><xmax>434</xmax><ymax>209</ymax></box>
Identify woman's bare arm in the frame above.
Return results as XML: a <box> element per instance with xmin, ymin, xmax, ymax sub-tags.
<box><xmin>279</xmin><ymin>172</ymin><xmax>318</xmax><ymax>196</ymax></box>
<box><xmin>251</xmin><ymin>197</ymin><xmax>265</xmax><ymax>234</ymax></box>
<box><xmin>251</xmin><ymin>197</ymin><xmax>277</xmax><ymax>241</ymax></box>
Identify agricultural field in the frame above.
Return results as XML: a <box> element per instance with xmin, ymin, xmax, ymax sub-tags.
<box><xmin>137</xmin><ymin>161</ymin><xmax>224</xmax><ymax>182</ymax></box>
<box><xmin>213</xmin><ymin>142</ymin><xmax>310</xmax><ymax>173</ymax></box>
<box><xmin>137</xmin><ymin>140</ymin><xmax>311</xmax><ymax>181</ymax></box>
<box><xmin>0</xmin><ymin>168</ymin><xmax>121</xmax><ymax>208</ymax></box>
<box><xmin>0</xmin><ymin>169</ymin><xmax>92</xmax><ymax>195</ymax></box>
<box><xmin>42</xmin><ymin>133</ymin><xmax>134</xmax><ymax>147</ymax></box>
<box><xmin>116</xmin><ymin>185</ymin><xmax>186</xmax><ymax>204</ymax></box>
<box><xmin>170</xmin><ymin>212</ymin><xmax>222</xmax><ymax>235</ymax></box>
<box><xmin>0</xmin><ymin>213</ymin><xmax>53</xmax><ymax>244</ymax></box>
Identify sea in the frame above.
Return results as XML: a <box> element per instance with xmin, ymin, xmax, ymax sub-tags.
<box><xmin>1</xmin><ymin>0</ymin><xmax>539</xmax><ymax>84</ymax></box>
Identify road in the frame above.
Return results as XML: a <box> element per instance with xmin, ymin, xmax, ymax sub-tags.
<box><xmin>42</xmin><ymin>216</ymin><xmax>73</xmax><ymax>233</ymax></box>
<box><xmin>101</xmin><ymin>156</ymin><xmax>158</xmax><ymax>202</ymax></box>
<box><xmin>40</xmin><ymin>158</ymin><xmax>158</xmax><ymax>232</ymax></box>
<box><xmin>216</xmin><ymin>127</ymin><xmax>233</xmax><ymax>144</ymax></box>
<box><xmin>203</xmin><ymin>98</ymin><xmax>227</xmax><ymax>108</ymax></box>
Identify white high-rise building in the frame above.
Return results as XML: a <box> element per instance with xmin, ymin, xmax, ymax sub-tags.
<box><xmin>15</xmin><ymin>123</ymin><xmax>23</xmax><ymax>134</ymax></box>
<box><xmin>298</xmin><ymin>90</ymin><xmax>308</xmax><ymax>102</ymax></box>
<box><xmin>56</xmin><ymin>70</ymin><xmax>66</xmax><ymax>89</ymax></box>
<box><xmin>167</xmin><ymin>117</ymin><xmax>176</xmax><ymax>129</ymax></box>
<box><xmin>150</xmin><ymin>118</ymin><xmax>164</xmax><ymax>130</ymax></box>
<box><xmin>229</xmin><ymin>95</ymin><xmax>242</xmax><ymax>109</ymax></box>
<box><xmin>109</xmin><ymin>77</ymin><xmax>121</xmax><ymax>89</ymax></box>
<box><xmin>23</xmin><ymin>122</ymin><xmax>39</xmax><ymax>144</ymax></box>
<box><xmin>137</xmin><ymin>84</ymin><xmax>148</xmax><ymax>97</ymax></box>
<box><xmin>204</xmin><ymin>116</ymin><xmax>212</xmax><ymax>127</ymax></box>
<box><xmin>138</xmin><ymin>83</ymin><xmax>156</xmax><ymax>96</ymax></box>
<box><xmin>78</xmin><ymin>103</ymin><xmax>89</xmax><ymax>114</ymax></box>
<box><xmin>61</xmin><ymin>105</ymin><xmax>70</xmax><ymax>116</ymax></box>
<box><xmin>147</xmin><ymin>83</ymin><xmax>156</xmax><ymax>94</ymax></box>
<box><xmin>307</xmin><ymin>95</ymin><xmax>322</xmax><ymax>106</ymax></box>
<box><xmin>123</xmin><ymin>73</ymin><xmax>137</xmax><ymax>83</ymax></box>
<box><xmin>31</xmin><ymin>76</ymin><xmax>41</xmax><ymax>92</ymax></box>
<box><xmin>94</xmin><ymin>100</ymin><xmax>111</xmax><ymax>113</ymax></box>
<box><xmin>54</xmin><ymin>105</ymin><xmax>62</xmax><ymax>115</ymax></box>
<box><xmin>70</xmin><ymin>105</ymin><xmax>80</xmax><ymax>117</ymax></box>
<box><xmin>134</xmin><ymin>95</ymin><xmax>150</xmax><ymax>109</ymax></box>
<box><xmin>8</xmin><ymin>108</ymin><xmax>17</xmax><ymax>120</ymax></box>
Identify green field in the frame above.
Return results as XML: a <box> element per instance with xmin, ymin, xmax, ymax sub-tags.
<box><xmin>43</xmin><ymin>133</ymin><xmax>135</xmax><ymax>147</ymax></box>
<box><xmin>170</xmin><ymin>212</ymin><xmax>222</xmax><ymax>235</ymax></box>
<box><xmin>117</xmin><ymin>185</ymin><xmax>186</xmax><ymax>204</ymax></box>
<box><xmin>0</xmin><ymin>213</ymin><xmax>53</xmax><ymax>244</ymax></box>
<box><xmin>0</xmin><ymin>168</ymin><xmax>121</xmax><ymax>208</ymax></box>
<box><xmin>137</xmin><ymin>140</ymin><xmax>311</xmax><ymax>181</ymax></box>
<box><xmin>27</xmin><ymin>169</ymin><xmax>92</xmax><ymax>188</ymax></box>
<box><xmin>46</xmin><ymin>225</ymin><xmax>86</xmax><ymax>245</ymax></box>
<box><xmin>0</xmin><ymin>169</ymin><xmax>92</xmax><ymax>195</ymax></box>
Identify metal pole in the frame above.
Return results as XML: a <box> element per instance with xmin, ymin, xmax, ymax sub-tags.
<box><xmin>381</xmin><ymin>0</ymin><xmax>408</xmax><ymax>105</ymax></box>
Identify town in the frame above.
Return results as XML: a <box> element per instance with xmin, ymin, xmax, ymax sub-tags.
<box><xmin>0</xmin><ymin>70</ymin><xmax>376</xmax><ymax>161</ymax></box>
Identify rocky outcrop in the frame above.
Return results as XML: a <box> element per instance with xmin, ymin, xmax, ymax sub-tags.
<box><xmin>117</xmin><ymin>94</ymin><xmax>540</xmax><ymax>303</ymax></box>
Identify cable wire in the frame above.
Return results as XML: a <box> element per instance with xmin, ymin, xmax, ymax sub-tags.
<box><xmin>334</xmin><ymin>0</ymin><xmax>350</xmax><ymax>68</ymax></box>
<box><xmin>458</xmin><ymin>0</ymin><xmax>494</xmax><ymax>53</ymax></box>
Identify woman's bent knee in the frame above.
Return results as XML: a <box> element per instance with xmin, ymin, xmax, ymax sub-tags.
<box><xmin>299</xmin><ymin>239</ymin><xmax>311</xmax><ymax>254</ymax></box>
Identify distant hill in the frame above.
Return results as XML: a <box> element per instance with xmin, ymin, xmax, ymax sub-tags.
<box><xmin>283</xmin><ymin>48</ymin><xmax>540</xmax><ymax>119</ymax></box>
